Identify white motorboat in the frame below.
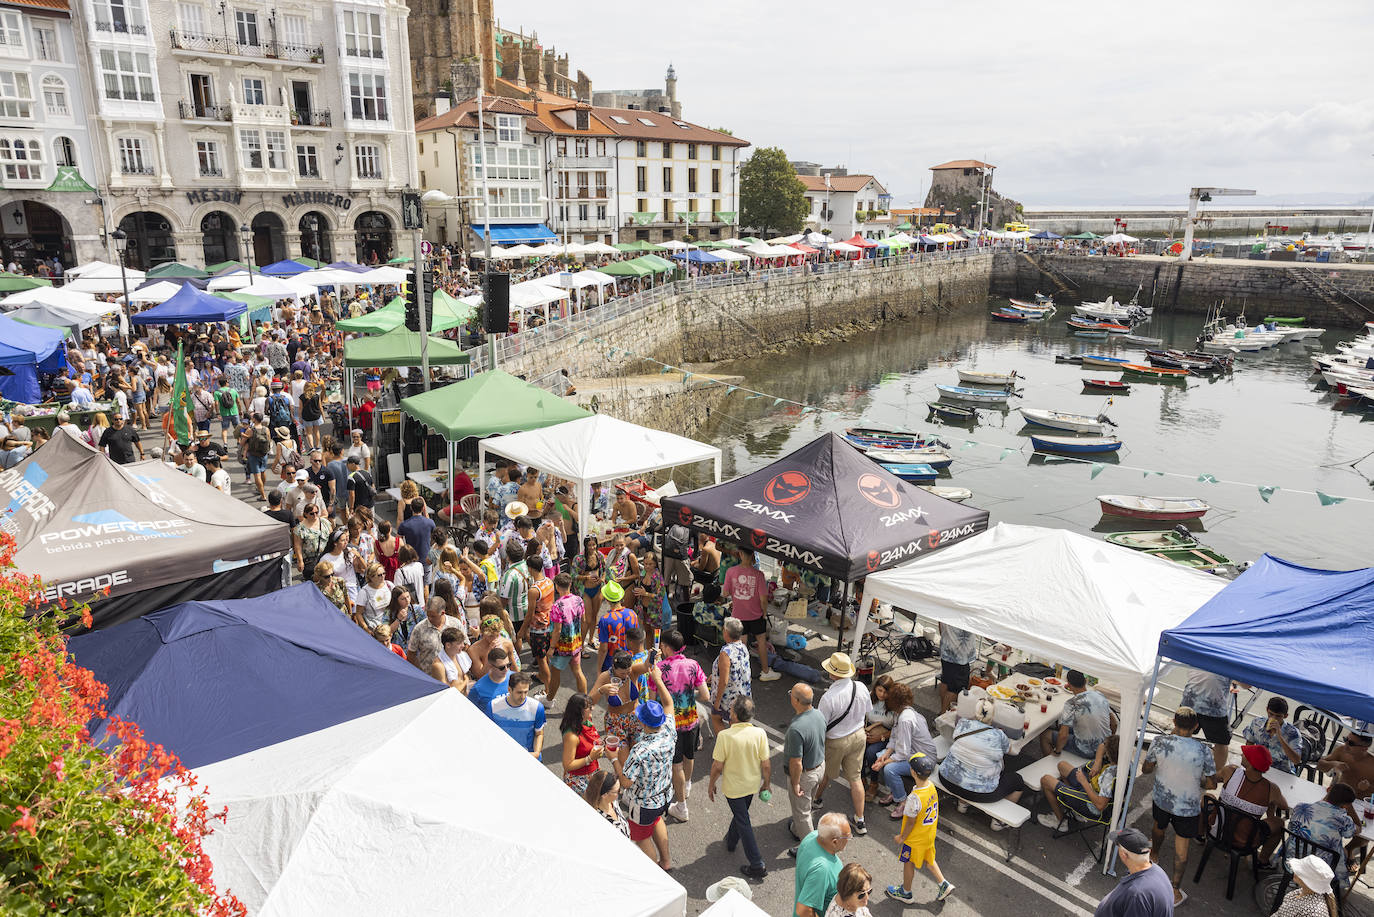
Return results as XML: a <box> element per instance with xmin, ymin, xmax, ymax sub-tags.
<box><xmin>935</xmin><ymin>384</ymin><xmax>1015</xmax><ymax>405</ymax></box>
<box><xmin>1322</xmin><ymin>367</ymin><xmax>1374</xmax><ymax>388</ymax></box>
<box><xmin>867</xmin><ymin>448</ymin><xmax>952</xmax><ymax>468</ymax></box>
<box><xmin>918</xmin><ymin>485</ymin><xmax>973</xmax><ymax>503</ymax></box>
<box><xmin>956</xmin><ymin>369</ymin><xmax>1020</xmax><ymax>386</ymax></box>
<box><xmin>1019</xmin><ymin>407</ymin><xmax>1113</xmax><ymax>434</ymax></box>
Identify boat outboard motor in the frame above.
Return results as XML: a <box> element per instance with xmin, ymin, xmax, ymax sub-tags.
<box><xmin>1096</xmin><ymin>413</ymin><xmax>1117</xmax><ymax>427</ymax></box>
<box><xmin>1172</xmin><ymin>523</ymin><xmax>1192</xmax><ymax>541</ymax></box>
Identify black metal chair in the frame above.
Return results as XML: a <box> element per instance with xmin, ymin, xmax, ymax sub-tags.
<box><xmin>1191</xmin><ymin>797</ymin><xmax>1271</xmax><ymax>900</ymax></box>
<box><xmin>1266</xmin><ymin>829</ymin><xmax>1346</xmax><ymax>916</ymax></box>
<box><xmin>1043</xmin><ymin>790</ymin><xmax>1114</xmax><ymax>863</ymax></box>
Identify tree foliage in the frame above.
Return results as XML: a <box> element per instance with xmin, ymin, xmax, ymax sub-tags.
<box><xmin>740</xmin><ymin>147</ymin><xmax>809</xmax><ymax>238</ymax></box>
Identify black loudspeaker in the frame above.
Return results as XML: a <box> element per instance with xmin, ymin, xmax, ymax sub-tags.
<box><xmin>483</xmin><ymin>272</ymin><xmax>510</xmax><ymax>333</ymax></box>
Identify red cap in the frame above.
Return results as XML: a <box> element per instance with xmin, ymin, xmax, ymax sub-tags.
<box><xmin>1242</xmin><ymin>744</ymin><xmax>1272</xmax><ymax>773</ymax></box>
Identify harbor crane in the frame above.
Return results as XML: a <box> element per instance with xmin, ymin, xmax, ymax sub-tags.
<box><xmin>1178</xmin><ymin>187</ymin><xmax>1255</xmax><ymax>260</ymax></box>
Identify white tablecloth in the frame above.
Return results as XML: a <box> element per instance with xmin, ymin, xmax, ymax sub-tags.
<box><xmin>937</xmin><ymin>673</ymin><xmax>1107</xmax><ymax>756</ymax></box>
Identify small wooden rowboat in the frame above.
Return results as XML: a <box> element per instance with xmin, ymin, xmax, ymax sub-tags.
<box><xmin>1263</xmin><ymin>315</ymin><xmax>1306</xmax><ymax>326</ymax></box>
<box><xmin>1123</xmin><ymin>333</ymin><xmax>1164</xmax><ymax>346</ymax></box>
<box><xmin>918</xmin><ymin>485</ymin><xmax>973</xmax><ymax>503</ymax></box>
<box><xmin>1074</xmin><ymin>330</ymin><xmax>1109</xmax><ymax>339</ymax></box>
<box><xmin>1029</xmin><ymin>434</ymin><xmax>1123</xmax><ymax>455</ymax></box>
<box><xmin>844</xmin><ymin>427</ymin><xmax>944</xmax><ymax>449</ymax></box>
<box><xmin>1121</xmin><ymin>363</ymin><xmax>1189</xmax><ymax>382</ymax></box>
<box><xmin>1105</xmin><ymin>530</ymin><xmax>1198</xmax><ymax>551</ymax></box>
<box><xmin>1019</xmin><ymin>407</ymin><xmax>1113</xmax><ymax>434</ymax></box>
<box><xmin>957</xmin><ymin>369</ymin><xmax>1020</xmax><ymax>386</ymax></box>
<box><xmin>878</xmin><ymin>462</ymin><xmax>939</xmax><ymax>483</ymax></box>
<box><xmin>1144</xmin><ymin>546</ymin><xmax>1234</xmax><ymax>570</ymax></box>
<box><xmin>936</xmin><ymin>384</ymin><xmax>1015</xmax><ymax>405</ymax></box>
<box><xmin>926</xmin><ymin>402</ymin><xmax>978</xmax><ymax>423</ymax></box>
<box><xmin>1080</xmin><ymin>354</ymin><xmax>1132</xmax><ymax>368</ymax></box>
<box><xmin>865</xmin><ymin>447</ymin><xmax>953</xmax><ymax>469</ymax></box>
<box><xmin>990</xmin><ymin>309</ymin><xmax>1030</xmax><ymax>323</ymax></box>
<box><xmin>1097</xmin><ymin>495</ymin><xmax>1210</xmax><ymax>521</ymax></box>
<box><xmin>1082</xmin><ymin>378</ymin><xmax>1131</xmax><ymax>393</ymax></box>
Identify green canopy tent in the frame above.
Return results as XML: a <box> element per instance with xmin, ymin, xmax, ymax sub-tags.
<box><xmin>146</xmin><ymin>262</ymin><xmax>209</xmax><ymax>279</ymax></box>
<box><xmin>336</xmin><ymin>291</ymin><xmax>479</xmax><ymax>335</ymax></box>
<box><xmin>600</xmin><ymin>259</ymin><xmax>655</xmax><ymax>278</ymax></box>
<box><xmin>206</xmin><ymin>261</ymin><xmax>248</xmax><ymax>275</ymax></box>
<box><xmin>1068</xmin><ymin>231</ymin><xmax>1100</xmax><ymax>240</ymax></box>
<box><xmin>400</xmin><ymin>370</ymin><xmax>591</xmax><ymax>517</ymax></box>
<box><xmin>387</xmin><ymin>256</ymin><xmax>414</xmax><ymax>265</ymax></box>
<box><xmin>342</xmin><ymin>326</ymin><xmax>470</xmax><ymax>368</ymax></box>
<box><xmin>633</xmin><ymin>254</ymin><xmax>676</xmax><ymax>273</ymax></box>
<box><xmin>739</xmin><ymin>237</ymin><xmax>763</xmax><ymax>245</ymax></box>
<box><xmin>296</xmin><ymin>257</ymin><xmax>327</xmax><ymax>269</ymax></box>
<box><xmin>614</xmin><ymin>240</ymin><xmax>667</xmax><ymax>253</ymax></box>
<box><xmin>219</xmin><ymin>291</ymin><xmax>274</xmax><ymax>340</ymax></box>
<box><xmin>0</xmin><ymin>273</ymin><xmax>52</xmax><ymax>292</ymax></box>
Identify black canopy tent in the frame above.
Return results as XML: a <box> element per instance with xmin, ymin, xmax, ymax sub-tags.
<box><xmin>660</xmin><ymin>432</ymin><xmax>990</xmax><ymax>647</ymax></box>
<box><xmin>2</xmin><ymin>434</ymin><xmax>290</xmax><ymax>631</ymax></box>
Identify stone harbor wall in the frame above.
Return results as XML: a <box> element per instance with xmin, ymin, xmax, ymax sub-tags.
<box><xmin>992</xmin><ymin>252</ymin><xmax>1374</xmax><ymax>327</ymax></box>
<box><xmin>495</xmin><ymin>254</ymin><xmax>994</xmax><ymax>382</ymax></box>
<box><xmin>568</xmin><ymin>374</ymin><xmax>738</xmax><ymax>442</ymax></box>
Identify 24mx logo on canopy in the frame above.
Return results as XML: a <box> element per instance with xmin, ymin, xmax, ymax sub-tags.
<box><xmin>856</xmin><ymin>473</ymin><xmax>901</xmax><ymax>509</ymax></box>
<box><xmin>763</xmin><ymin>471</ymin><xmax>811</xmax><ymax>506</ymax></box>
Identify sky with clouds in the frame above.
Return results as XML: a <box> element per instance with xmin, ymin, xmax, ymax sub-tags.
<box><xmin>496</xmin><ymin>1</ymin><xmax>1374</xmax><ymax>208</ymax></box>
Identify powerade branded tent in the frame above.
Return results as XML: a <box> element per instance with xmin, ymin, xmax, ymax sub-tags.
<box><xmin>3</xmin><ymin>435</ymin><xmax>288</xmax><ymax>629</ymax></box>
<box><xmin>0</xmin><ymin>313</ymin><xmax>66</xmax><ymax>402</ymax></box>
<box><xmin>69</xmin><ymin>586</ymin><xmax>687</xmax><ymax>917</ymax></box>
<box><xmin>67</xmin><ymin>584</ymin><xmax>446</xmax><ymax>768</ymax></box>
<box><xmin>1158</xmin><ymin>554</ymin><xmax>1374</xmax><ymax>723</ymax></box>
<box><xmin>660</xmin><ymin>432</ymin><xmax>989</xmax><ymax>581</ymax></box>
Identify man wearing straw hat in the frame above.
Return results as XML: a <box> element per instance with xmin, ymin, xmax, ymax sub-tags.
<box><xmin>813</xmin><ymin>652</ymin><xmax>873</xmax><ymax>837</ymax></box>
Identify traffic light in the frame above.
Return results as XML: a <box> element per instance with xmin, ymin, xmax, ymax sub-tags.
<box><xmin>483</xmin><ymin>272</ymin><xmax>510</xmax><ymax>333</ymax></box>
<box><xmin>403</xmin><ymin>269</ymin><xmax>434</xmax><ymax>332</ymax></box>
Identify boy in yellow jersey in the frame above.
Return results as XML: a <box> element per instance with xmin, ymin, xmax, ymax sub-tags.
<box><xmin>886</xmin><ymin>752</ymin><xmax>954</xmax><ymax>903</ymax></box>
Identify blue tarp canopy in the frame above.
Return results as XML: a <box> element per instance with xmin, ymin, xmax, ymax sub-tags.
<box><xmin>67</xmin><ymin>583</ymin><xmax>446</xmax><ymax>769</ymax></box>
<box><xmin>326</xmin><ymin>260</ymin><xmax>370</xmax><ymax>272</ymax></box>
<box><xmin>130</xmin><ymin>283</ymin><xmax>248</xmax><ymax>325</ymax></box>
<box><xmin>1031</xmin><ymin>231</ymin><xmax>1063</xmax><ymax>240</ymax></box>
<box><xmin>672</xmin><ymin>249</ymin><xmax>724</xmax><ymax>264</ymax></box>
<box><xmin>1158</xmin><ymin>554</ymin><xmax>1374</xmax><ymax>723</ymax></box>
<box><xmin>259</xmin><ymin>258</ymin><xmax>312</xmax><ymax>276</ymax></box>
<box><xmin>481</xmin><ymin>223</ymin><xmax>558</xmax><ymax>243</ymax></box>
<box><xmin>0</xmin><ymin>313</ymin><xmax>66</xmax><ymax>402</ymax></box>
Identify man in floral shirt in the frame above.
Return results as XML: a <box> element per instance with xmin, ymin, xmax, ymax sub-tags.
<box><xmin>614</xmin><ymin>668</ymin><xmax>675</xmax><ymax>869</ymax></box>
<box><xmin>659</xmin><ymin>630</ymin><xmax>710</xmax><ymax>824</ymax></box>
<box><xmin>937</xmin><ymin>624</ymin><xmax>980</xmax><ymax>713</ymax></box>
<box><xmin>1241</xmin><ymin>696</ymin><xmax>1305</xmax><ymax>775</ymax></box>
<box><xmin>1042</xmin><ymin>670</ymin><xmax>1116</xmax><ymax>758</ymax></box>
<box><xmin>1285</xmin><ymin>782</ymin><xmax>1360</xmax><ymax>889</ymax></box>
<box><xmin>1142</xmin><ymin>707</ymin><xmax>1217</xmax><ymax>907</ymax></box>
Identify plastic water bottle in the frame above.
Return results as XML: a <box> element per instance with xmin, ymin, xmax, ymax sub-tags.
<box><xmin>758</xmin><ymin>789</ymin><xmax>772</xmax><ymax>804</ymax></box>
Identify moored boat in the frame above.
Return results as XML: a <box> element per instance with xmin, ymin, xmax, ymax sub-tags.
<box><xmin>1055</xmin><ymin>355</ymin><xmax>1084</xmax><ymax>365</ymax></box>
<box><xmin>918</xmin><ymin>485</ymin><xmax>973</xmax><ymax>503</ymax></box>
<box><xmin>868</xmin><ymin>448</ymin><xmax>952</xmax><ymax>469</ymax></box>
<box><xmin>1019</xmin><ymin>407</ymin><xmax>1114</xmax><ymax>434</ymax></box>
<box><xmin>990</xmin><ymin>309</ymin><xmax>1030</xmax><ymax>323</ymax></box>
<box><xmin>1080</xmin><ymin>354</ymin><xmax>1132</xmax><ymax>369</ymax></box>
<box><xmin>1074</xmin><ymin>330</ymin><xmax>1109</xmax><ymax>339</ymax></box>
<box><xmin>1263</xmin><ymin>316</ymin><xmax>1306</xmax><ymax>326</ymax></box>
<box><xmin>1082</xmin><ymin>378</ymin><xmax>1130</xmax><ymax>393</ymax></box>
<box><xmin>878</xmin><ymin>462</ymin><xmax>939</xmax><ymax>483</ymax></box>
<box><xmin>1029</xmin><ymin>434</ymin><xmax>1123</xmax><ymax>454</ymax></box>
<box><xmin>956</xmin><ymin>369</ymin><xmax>1020</xmax><ymax>387</ymax></box>
<box><xmin>1123</xmin><ymin>333</ymin><xmax>1164</xmax><ymax>346</ymax></box>
<box><xmin>1144</xmin><ymin>545</ymin><xmax>1234</xmax><ymax>570</ymax></box>
<box><xmin>1105</xmin><ymin>529</ymin><xmax>1198</xmax><ymax>551</ymax></box>
<box><xmin>844</xmin><ymin>427</ymin><xmax>945</xmax><ymax>449</ymax></box>
<box><xmin>926</xmin><ymin>402</ymin><xmax>978</xmax><ymax>423</ymax></box>
<box><xmin>1097</xmin><ymin>495</ymin><xmax>1210</xmax><ymax>521</ymax></box>
<box><xmin>936</xmin><ymin>384</ymin><xmax>1015</xmax><ymax>405</ymax></box>
<box><xmin>1121</xmin><ymin>362</ymin><xmax>1189</xmax><ymax>382</ymax></box>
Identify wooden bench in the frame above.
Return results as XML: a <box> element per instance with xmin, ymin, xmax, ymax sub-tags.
<box><xmin>932</xmin><ymin>771</ymin><xmax>1032</xmax><ymax>861</ymax></box>
<box><xmin>934</xmin><ymin>735</ymin><xmax>952</xmax><ymax>762</ymax></box>
<box><xmin>1016</xmin><ymin>752</ymin><xmax>1111</xmax><ymax>860</ymax></box>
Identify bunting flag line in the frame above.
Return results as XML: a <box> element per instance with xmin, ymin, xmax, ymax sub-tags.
<box><xmin>999</xmin><ymin>448</ymin><xmax>1016</xmax><ymax>461</ymax></box>
<box><xmin>1317</xmin><ymin>491</ymin><xmax>1346</xmax><ymax>506</ymax></box>
<box><xmin>1142</xmin><ymin>470</ymin><xmax>1163</xmax><ymax>479</ymax></box>
<box><xmin>1258</xmin><ymin>485</ymin><xmax>1278</xmax><ymax>503</ymax></box>
<box><xmin>1090</xmin><ymin>463</ymin><xmax>1105</xmax><ymax>480</ymax></box>
<box><xmin>1197</xmin><ymin>473</ymin><xmax>1218</xmax><ymax>484</ymax></box>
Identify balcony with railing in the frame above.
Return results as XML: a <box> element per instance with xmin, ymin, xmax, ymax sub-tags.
<box><xmin>197</xmin><ymin>165</ymin><xmax>224</xmax><ymax>177</ymax></box>
<box><xmin>168</xmin><ymin>29</ymin><xmax>324</xmax><ymax>63</ymax></box>
<box><xmin>95</xmin><ymin>19</ymin><xmax>149</xmax><ymax>35</ymax></box>
<box><xmin>231</xmin><ymin>100</ymin><xmax>289</xmax><ymax>124</ymax></box>
<box><xmin>178</xmin><ymin>99</ymin><xmax>231</xmax><ymax>121</ymax></box>
<box><xmin>120</xmin><ymin>162</ymin><xmax>156</xmax><ymax>175</ymax></box>
<box><xmin>291</xmin><ymin>109</ymin><xmax>331</xmax><ymax>128</ymax></box>
<box><xmin>551</xmin><ymin>155</ymin><xmax>613</xmax><ymax>170</ymax></box>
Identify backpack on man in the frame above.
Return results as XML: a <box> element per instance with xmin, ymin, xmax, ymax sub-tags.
<box><xmin>267</xmin><ymin>393</ymin><xmax>293</xmax><ymax>430</ymax></box>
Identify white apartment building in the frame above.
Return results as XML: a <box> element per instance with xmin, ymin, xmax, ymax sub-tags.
<box><xmin>415</xmin><ymin>94</ymin><xmax>747</xmax><ymax>249</ymax></box>
<box><xmin>0</xmin><ymin>0</ymin><xmax>102</xmax><ymax>269</ymax></box>
<box><xmin>6</xmin><ymin>0</ymin><xmax>419</xmax><ymax>269</ymax></box>
<box><xmin>798</xmin><ymin>172</ymin><xmax>891</xmax><ymax>240</ymax></box>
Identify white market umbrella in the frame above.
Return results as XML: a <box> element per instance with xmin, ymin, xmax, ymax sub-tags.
<box><xmin>581</xmin><ymin>242</ymin><xmax>620</xmax><ymax>255</ymax></box>
<box><xmin>528</xmin><ymin>243</ymin><xmax>562</xmax><ymax>256</ymax></box>
<box><xmin>660</xmin><ymin>240</ymin><xmax>693</xmax><ymax>250</ymax></box>
<box><xmin>497</xmin><ymin>244</ymin><xmax>538</xmax><ymax>259</ymax></box>
<box><xmin>206</xmin><ymin>270</ymin><xmax>252</xmax><ymax>291</ymax></box>
<box><xmin>3</xmin><ymin>285</ymin><xmax>99</xmax><ymax>309</ymax></box>
<box><xmin>355</xmin><ymin>266</ymin><xmax>409</xmax><ymax>284</ymax></box>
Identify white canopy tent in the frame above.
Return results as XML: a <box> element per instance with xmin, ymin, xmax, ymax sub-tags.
<box><xmin>64</xmin><ymin>259</ymin><xmax>123</xmax><ymax>278</ymax></box>
<box><xmin>3</xmin><ymin>284</ymin><xmax>99</xmax><ymax>309</ymax></box>
<box><xmin>582</xmin><ymin>241</ymin><xmax>620</xmax><ymax>255</ymax></box>
<box><xmin>207</xmin><ymin>270</ymin><xmax>252</xmax><ymax>291</ymax></box>
<box><xmin>120</xmin><ymin>280</ymin><xmax>186</xmax><ymax>304</ymax></box>
<box><xmin>712</xmin><ymin>250</ymin><xmax>751</xmax><ymax>263</ymax></box>
<box><xmin>860</xmin><ymin>523</ymin><xmax>1225</xmax><ymax>856</ymax></box>
<box><xmin>701</xmin><ymin>889</ymin><xmax>769</xmax><ymax>916</ymax></box>
<box><xmin>744</xmin><ymin>243</ymin><xmax>798</xmax><ymax>258</ymax></box>
<box><xmin>552</xmin><ymin>269</ymin><xmax>616</xmax><ymax>290</ymax></box>
<box><xmin>1102</xmin><ymin>232</ymin><xmax>1139</xmax><ymax>244</ymax></box>
<box><xmin>192</xmin><ymin>689</ymin><xmax>686</xmax><ymax>917</ymax></box>
<box><xmin>65</xmin><ymin>268</ymin><xmax>147</xmax><ymax>294</ymax></box>
<box><xmin>827</xmin><ymin>241</ymin><xmax>861</xmax><ymax>254</ymax></box>
<box><xmin>292</xmin><ymin>268</ymin><xmax>372</xmax><ymax>288</ymax></box>
<box><xmin>354</xmin><ymin>265</ymin><xmax>409</xmax><ymax>284</ymax></box>
<box><xmin>241</xmin><ymin>275</ymin><xmax>314</xmax><ymax>303</ymax></box>
<box><xmin>528</xmin><ymin>242</ymin><xmax>562</xmax><ymax>256</ymax></box>
<box><xmin>659</xmin><ymin>239</ymin><xmax>693</xmax><ymax>250</ymax></box>
<box><xmin>478</xmin><ymin>413</ymin><xmax>722</xmax><ymax>548</ymax></box>
<box><xmin>715</xmin><ymin>238</ymin><xmax>749</xmax><ymax>248</ymax></box>
<box><xmin>496</xmin><ymin>244</ymin><xmax>538</xmax><ymax>259</ymax></box>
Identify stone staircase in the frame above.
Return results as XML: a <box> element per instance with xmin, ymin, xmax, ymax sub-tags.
<box><xmin>1292</xmin><ymin>267</ymin><xmax>1374</xmax><ymax>325</ymax></box>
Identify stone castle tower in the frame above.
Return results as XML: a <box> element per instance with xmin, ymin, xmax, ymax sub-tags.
<box><xmin>408</xmin><ymin>0</ymin><xmax>496</xmax><ymax>118</ymax></box>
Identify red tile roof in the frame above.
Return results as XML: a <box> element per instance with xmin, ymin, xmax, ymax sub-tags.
<box><xmin>929</xmin><ymin>159</ymin><xmax>994</xmax><ymax>171</ymax></box>
<box><xmin>591</xmin><ymin>107</ymin><xmax>748</xmax><ymax>146</ymax></box>
<box><xmin>415</xmin><ymin>97</ymin><xmax>551</xmax><ymax>134</ymax></box>
<box><xmin>2</xmin><ymin>0</ymin><xmax>71</xmax><ymax>11</ymax></box>
<box><xmin>797</xmin><ymin>174</ymin><xmax>881</xmax><ymax>193</ymax></box>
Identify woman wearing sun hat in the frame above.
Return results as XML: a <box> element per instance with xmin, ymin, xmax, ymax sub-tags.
<box><xmin>595</xmin><ymin>580</ymin><xmax>638</xmax><ymax>674</ymax></box>
<box><xmin>1274</xmin><ymin>855</ymin><xmax>1339</xmax><ymax>917</ymax></box>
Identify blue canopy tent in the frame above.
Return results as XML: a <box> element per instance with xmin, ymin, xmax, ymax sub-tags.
<box><xmin>671</xmin><ymin>249</ymin><xmax>725</xmax><ymax>264</ymax></box>
<box><xmin>66</xmin><ymin>583</ymin><xmax>446</xmax><ymax>769</ymax></box>
<box><xmin>259</xmin><ymin>258</ymin><xmax>312</xmax><ymax>276</ymax></box>
<box><xmin>0</xmin><ymin>313</ymin><xmax>66</xmax><ymax>402</ymax></box>
<box><xmin>326</xmin><ymin>260</ymin><xmax>370</xmax><ymax>272</ymax></box>
<box><xmin>1157</xmin><ymin>554</ymin><xmax>1374</xmax><ymax>723</ymax></box>
<box><xmin>479</xmin><ymin>224</ymin><xmax>557</xmax><ymax>244</ymax></box>
<box><xmin>130</xmin><ymin>283</ymin><xmax>249</xmax><ymax>325</ymax></box>
<box><xmin>1031</xmin><ymin>230</ymin><xmax>1063</xmax><ymax>240</ymax></box>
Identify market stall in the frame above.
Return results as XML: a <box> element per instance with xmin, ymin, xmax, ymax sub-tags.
<box><xmin>0</xmin><ymin>313</ymin><xmax>66</xmax><ymax>402</ymax></box>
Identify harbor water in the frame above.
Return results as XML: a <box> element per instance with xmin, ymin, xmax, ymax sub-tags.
<box><xmin>695</xmin><ymin>303</ymin><xmax>1374</xmax><ymax>569</ymax></box>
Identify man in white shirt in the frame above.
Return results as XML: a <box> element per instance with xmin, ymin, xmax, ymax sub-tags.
<box><xmin>812</xmin><ymin>653</ymin><xmax>873</xmax><ymax>837</ymax></box>
<box><xmin>205</xmin><ymin>455</ymin><xmax>232</xmax><ymax>495</ymax></box>
<box><xmin>179</xmin><ymin>448</ymin><xmax>206</xmax><ymax>482</ymax></box>
<box><xmin>55</xmin><ymin>412</ymin><xmax>84</xmax><ymax>441</ymax></box>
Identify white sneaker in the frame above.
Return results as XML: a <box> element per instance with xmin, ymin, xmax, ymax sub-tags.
<box><xmin>1037</xmin><ymin>813</ymin><xmax>1061</xmax><ymax>830</ymax></box>
<box><xmin>668</xmin><ymin>801</ymin><xmax>689</xmax><ymax>822</ymax></box>
<box><xmin>991</xmin><ymin>819</ymin><xmax>1007</xmax><ymax>832</ymax></box>
<box><xmin>759</xmin><ymin>670</ymin><xmax>782</xmax><ymax>683</ymax></box>
<box><xmin>956</xmin><ymin>801</ymin><xmax>969</xmax><ymax>814</ymax></box>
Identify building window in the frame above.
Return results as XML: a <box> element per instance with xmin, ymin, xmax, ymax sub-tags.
<box><xmin>93</xmin><ymin>0</ymin><xmax>147</xmax><ymax>34</ymax></box>
<box><xmin>53</xmin><ymin>136</ymin><xmax>74</xmax><ymax>167</ymax></box>
<box><xmin>555</xmin><ymin>137</ymin><xmax>566</xmax><ymax>156</ymax></box>
<box><xmin>594</xmin><ymin>172</ymin><xmax>607</xmax><ymax>197</ymax></box>
<box><xmin>98</xmin><ymin>50</ymin><xmax>154</xmax><ymax>102</ymax></box>
<box><xmin>711</xmin><ymin>168</ymin><xmax>720</xmax><ymax>194</ymax></box>
<box><xmin>636</xmin><ymin>198</ymin><xmax>647</xmax><ymax>214</ymax></box>
<box><xmin>265</xmin><ymin>129</ymin><xmax>286</xmax><ymax>168</ymax></box>
<box><xmin>117</xmin><ymin>136</ymin><xmax>149</xmax><ymax>174</ymax></box>
<box><xmin>662</xmin><ymin>166</ymin><xmax>672</xmax><ymax>192</ymax></box>
<box><xmin>296</xmin><ymin>143</ymin><xmax>318</xmax><ymax>177</ymax></box>
<box><xmin>239</xmin><ymin>129</ymin><xmax>261</xmax><ymax>168</ymax></box>
<box><xmin>354</xmin><ymin>142</ymin><xmax>381</xmax><ymax>179</ymax></box>
<box><xmin>195</xmin><ymin>139</ymin><xmax>221</xmax><ymax>176</ymax></box>
<box><xmin>177</xmin><ymin>3</ymin><xmax>204</xmax><ymax>34</ymax></box>
<box><xmin>635</xmin><ymin>140</ymin><xmax>645</xmax><ymax>157</ymax></box>
<box><xmin>0</xmin><ymin>12</ymin><xmax>22</xmax><ymax>51</ymax></box>
<box><xmin>281</xmin><ymin>13</ymin><xmax>307</xmax><ymax>49</ymax></box>
<box><xmin>32</xmin><ymin>25</ymin><xmax>57</xmax><ymax>61</ymax></box>
<box><xmin>661</xmin><ymin>142</ymin><xmax>671</xmax><ymax>158</ymax></box>
<box><xmin>636</xmin><ymin>165</ymin><xmax>646</xmax><ymax>193</ymax></box>
<box><xmin>574</xmin><ymin>137</ymin><xmax>588</xmax><ymax>157</ymax></box>
<box><xmin>595</xmin><ymin>138</ymin><xmax>605</xmax><ymax>156</ymax></box>
<box><xmin>687</xmin><ymin>143</ymin><xmax>696</xmax><ymax>160</ymax></box>
<box><xmin>41</xmin><ymin>76</ymin><xmax>67</xmax><ymax>117</ymax></box>
<box><xmin>662</xmin><ymin>198</ymin><xmax>673</xmax><ymax>221</ymax></box>
<box><xmin>241</xmin><ymin>77</ymin><xmax>265</xmax><ymax>105</ymax></box>
<box><xmin>495</xmin><ymin>114</ymin><xmax>519</xmax><ymax>143</ymax></box>
<box><xmin>0</xmin><ymin>71</ymin><xmax>31</xmax><ymax>117</ymax></box>
<box><xmin>712</xmin><ymin>144</ymin><xmax>721</xmax><ymax>161</ymax></box>
<box><xmin>711</xmin><ymin>198</ymin><xmax>721</xmax><ymax>219</ymax></box>
<box><xmin>347</xmin><ymin>72</ymin><xmax>387</xmax><ymax>120</ymax></box>
<box><xmin>0</xmin><ymin>137</ymin><xmax>41</xmax><ymax>180</ymax></box>
<box><xmin>576</xmin><ymin>171</ymin><xmax>588</xmax><ymax>196</ymax></box>
<box><xmin>596</xmin><ymin>204</ymin><xmax>606</xmax><ymax>220</ymax></box>
<box><xmin>687</xmin><ymin>168</ymin><xmax>697</xmax><ymax>193</ymax></box>
<box><xmin>577</xmin><ymin>203</ymin><xmax>588</xmax><ymax>221</ymax></box>
<box><xmin>341</xmin><ymin>10</ymin><xmax>383</xmax><ymax>58</ymax></box>
<box><xmin>234</xmin><ymin>9</ymin><xmax>258</xmax><ymax>46</ymax></box>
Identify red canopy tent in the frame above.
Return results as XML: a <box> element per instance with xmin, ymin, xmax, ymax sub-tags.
<box><xmin>790</xmin><ymin>243</ymin><xmax>820</xmax><ymax>255</ymax></box>
<box><xmin>844</xmin><ymin>234</ymin><xmax>878</xmax><ymax>249</ymax></box>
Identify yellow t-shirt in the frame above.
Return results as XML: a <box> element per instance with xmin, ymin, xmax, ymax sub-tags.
<box><xmin>713</xmin><ymin>722</ymin><xmax>769</xmax><ymax>799</ymax></box>
<box><xmin>900</xmin><ymin>781</ymin><xmax>940</xmax><ymax>848</ymax></box>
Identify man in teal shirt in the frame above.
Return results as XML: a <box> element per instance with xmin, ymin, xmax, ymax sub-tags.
<box><xmin>793</xmin><ymin>812</ymin><xmax>850</xmax><ymax>917</ymax></box>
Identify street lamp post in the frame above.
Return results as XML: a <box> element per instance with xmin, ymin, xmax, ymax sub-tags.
<box><xmin>307</xmin><ymin>215</ymin><xmax>321</xmax><ymax>264</ymax></box>
<box><xmin>111</xmin><ymin>228</ymin><xmax>131</xmax><ymax>347</ymax></box>
<box><xmin>240</xmin><ymin>223</ymin><xmax>254</xmax><ymax>279</ymax></box>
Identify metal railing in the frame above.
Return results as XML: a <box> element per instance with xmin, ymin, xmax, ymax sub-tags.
<box><xmin>168</xmin><ymin>29</ymin><xmax>324</xmax><ymax>62</ymax></box>
<box><xmin>178</xmin><ymin>99</ymin><xmax>231</xmax><ymax>120</ymax></box>
<box><xmin>293</xmin><ymin>109</ymin><xmax>331</xmax><ymax>127</ymax></box>
<box><xmin>96</xmin><ymin>20</ymin><xmax>148</xmax><ymax>34</ymax></box>
<box><xmin>197</xmin><ymin>165</ymin><xmax>224</xmax><ymax>177</ymax></box>
<box><xmin>467</xmin><ymin>248</ymin><xmax>989</xmax><ymax>367</ymax></box>
<box><xmin>120</xmin><ymin>162</ymin><xmax>156</xmax><ymax>175</ymax></box>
